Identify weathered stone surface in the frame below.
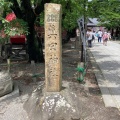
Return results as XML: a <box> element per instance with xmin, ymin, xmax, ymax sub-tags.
<box><xmin>45</xmin><ymin>3</ymin><xmax>62</xmax><ymax>92</ymax></box>
<box><xmin>24</xmin><ymin>81</ymin><xmax>82</xmax><ymax>120</ymax></box>
<box><xmin>0</xmin><ymin>71</ymin><xmax>13</xmax><ymax>97</ymax></box>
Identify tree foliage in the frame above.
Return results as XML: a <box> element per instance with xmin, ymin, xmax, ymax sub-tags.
<box><xmin>0</xmin><ymin>0</ymin><xmax>120</xmax><ymax>62</ymax></box>
<box><xmin>87</xmin><ymin>0</ymin><xmax>120</xmax><ymax>28</ymax></box>
<box><xmin>1</xmin><ymin>0</ymin><xmax>120</xmax><ymax>32</ymax></box>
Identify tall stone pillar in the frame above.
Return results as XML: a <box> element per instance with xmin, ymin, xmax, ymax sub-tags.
<box><xmin>45</xmin><ymin>3</ymin><xmax>62</xmax><ymax>92</ymax></box>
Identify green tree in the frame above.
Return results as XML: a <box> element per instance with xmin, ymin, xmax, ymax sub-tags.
<box><xmin>0</xmin><ymin>0</ymin><xmax>84</xmax><ymax>62</ymax></box>
<box><xmin>0</xmin><ymin>0</ymin><xmax>52</xmax><ymax>62</ymax></box>
<box><xmin>87</xmin><ymin>0</ymin><xmax>120</xmax><ymax>31</ymax></box>
<box><xmin>1</xmin><ymin>0</ymin><xmax>120</xmax><ymax>63</ymax></box>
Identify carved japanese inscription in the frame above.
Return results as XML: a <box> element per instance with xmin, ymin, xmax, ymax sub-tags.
<box><xmin>45</xmin><ymin>3</ymin><xmax>62</xmax><ymax>92</ymax></box>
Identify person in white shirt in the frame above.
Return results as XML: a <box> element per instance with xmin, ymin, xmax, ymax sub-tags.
<box><xmin>98</xmin><ymin>30</ymin><xmax>103</xmax><ymax>42</ymax></box>
<box><xmin>87</xmin><ymin>29</ymin><xmax>93</xmax><ymax>47</ymax></box>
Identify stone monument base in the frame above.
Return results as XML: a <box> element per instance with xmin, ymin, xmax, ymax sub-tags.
<box><xmin>24</xmin><ymin>82</ymin><xmax>82</xmax><ymax>120</ymax></box>
<box><xmin>0</xmin><ymin>82</ymin><xmax>19</xmax><ymax>102</ymax></box>
<box><xmin>0</xmin><ymin>71</ymin><xmax>13</xmax><ymax>97</ymax></box>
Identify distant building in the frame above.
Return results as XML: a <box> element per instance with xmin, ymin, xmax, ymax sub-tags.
<box><xmin>87</xmin><ymin>18</ymin><xmax>105</xmax><ymax>32</ymax></box>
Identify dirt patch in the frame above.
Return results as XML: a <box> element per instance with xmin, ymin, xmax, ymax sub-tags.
<box><xmin>0</xmin><ymin>41</ymin><xmax>120</xmax><ymax>120</ymax></box>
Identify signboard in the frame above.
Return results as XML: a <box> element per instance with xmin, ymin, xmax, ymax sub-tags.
<box><xmin>77</xmin><ymin>17</ymin><xmax>85</xmax><ymax>42</ymax></box>
<box><xmin>77</xmin><ymin>17</ymin><xmax>87</xmax><ymax>62</ymax></box>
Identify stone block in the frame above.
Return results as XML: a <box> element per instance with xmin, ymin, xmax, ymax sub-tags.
<box><xmin>24</xmin><ymin>81</ymin><xmax>82</xmax><ymax>120</ymax></box>
<box><xmin>0</xmin><ymin>71</ymin><xmax>13</xmax><ymax>97</ymax></box>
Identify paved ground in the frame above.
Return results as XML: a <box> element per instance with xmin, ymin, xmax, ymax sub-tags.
<box><xmin>0</xmin><ymin>82</ymin><xmax>32</xmax><ymax>120</ymax></box>
<box><xmin>90</xmin><ymin>40</ymin><xmax>120</xmax><ymax>110</ymax></box>
<box><xmin>0</xmin><ymin>40</ymin><xmax>120</xmax><ymax>120</ymax></box>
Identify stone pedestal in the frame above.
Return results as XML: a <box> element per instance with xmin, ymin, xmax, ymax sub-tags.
<box><xmin>70</xmin><ymin>38</ymin><xmax>76</xmax><ymax>49</ymax></box>
<box><xmin>45</xmin><ymin>3</ymin><xmax>62</xmax><ymax>92</ymax></box>
<box><xmin>0</xmin><ymin>71</ymin><xmax>13</xmax><ymax>97</ymax></box>
<box><xmin>24</xmin><ymin>81</ymin><xmax>82</xmax><ymax>120</ymax></box>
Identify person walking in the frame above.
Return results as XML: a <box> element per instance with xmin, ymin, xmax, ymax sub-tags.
<box><xmin>92</xmin><ymin>31</ymin><xmax>96</xmax><ymax>42</ymax></box>
<box><xmin>102</xmin><ymin>32</ymin><xmax>109</xmax><ymax>46</ymax></box>
<box><xmin>98</xmin><ymin>30</ymin><xmax>103</xmax><ymax>42</ymax></box>
<box><xmin>87</xmin><ymin>29</ymin><xmax>93</xmax><ymax>47</ymax></box>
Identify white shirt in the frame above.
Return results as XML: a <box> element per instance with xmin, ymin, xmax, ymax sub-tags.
<box><xmin>87</xmin><ymin>31</ymin><xmax>93</xmax><ymax>40</ymax></box>
<box><xmin>98</xmin><ymin>31</ymin><xmax>102</xmax><ymax>37</ymax></box>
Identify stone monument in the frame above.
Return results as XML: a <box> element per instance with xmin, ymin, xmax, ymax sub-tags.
<box><xmin>24</xmin><ymin>4</ymin><xmax>82</xmax><ymax>120</ymax></box>
<box><xmin>45</xmin><ymin>3</ymin><xmax>62</xmax><ymax>92</ymax></box>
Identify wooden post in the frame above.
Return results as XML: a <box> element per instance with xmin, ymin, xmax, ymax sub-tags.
<box><xmin>31</xmin><ymin>61</ymin><xmax>37</xmax><ymax>82</ymax></box>
<box><xmin>7</xmin><ymin>59</ymin><xmax>11</xmax><ymax>73</ymax></box>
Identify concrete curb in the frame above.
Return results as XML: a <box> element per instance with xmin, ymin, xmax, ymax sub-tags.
<box><xmin>87</xmin><ymin>49</ymin><xmax>117</xmax><ymax>108</ymax></box>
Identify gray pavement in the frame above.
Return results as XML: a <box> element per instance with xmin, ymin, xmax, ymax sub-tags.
<box><xmin>89</xmin><ymin>40</ymin><xmax>120</xmax><ymax>110</ymax></box>
<box><xmin>1</xmin><ymin>40</ymin><xmax>120</xmax><ymax>120</ymax></box>
<box><xmin>0</xmin><ymin>81</ymin><xmax>40</xmax><ymax>120</ymax></box>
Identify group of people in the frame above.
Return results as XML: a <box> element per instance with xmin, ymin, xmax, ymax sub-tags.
<box><xmin>87</xmin><ymin>29</ymin><xmax>111</xmax><ymax>47</ymax></box>
<box><xmin>75</xmin><ymin>28</ymin><xmax>111</xmax><ymax>48</ymax></box>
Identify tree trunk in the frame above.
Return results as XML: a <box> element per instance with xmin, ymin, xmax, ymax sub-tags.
<box><xmin>116</xmin><ymin>27</ymin><xmax>120</xmax><ymax>37</ymax></box>
<box><xmin>111</xmin><ymin>28</ymin><xmax>114</xmax><ymax>37</ymax></box>
<box><xmin>27</xmin><ymin>23</ymin><xmax>44</xmax><ymax>63</ymax></box>
<box><xmin>10</xmin><ymin>0</ymin><xmax>51</xmax><ymax>62</ymax></box>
